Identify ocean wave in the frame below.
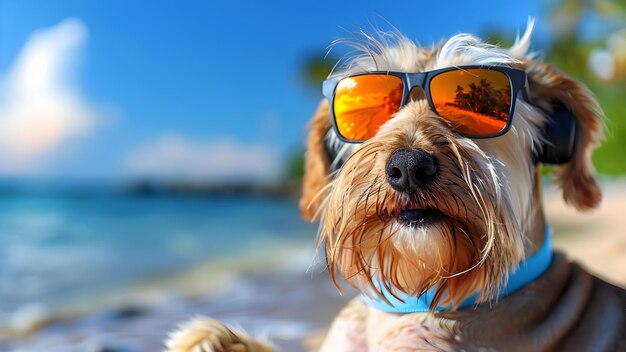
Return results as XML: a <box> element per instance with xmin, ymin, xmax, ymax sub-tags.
<box><xmin>0</xmin><ymin>236</ymin><xmax>320</xmax><ymax>335</ymax></box>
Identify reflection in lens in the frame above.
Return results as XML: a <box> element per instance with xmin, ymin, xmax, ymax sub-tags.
<box><xmin>334</xmin><ymin>74</ymin><xmax>404</xmax><ymax>141</ymax></box>
<box><xmin>430</xmin><ymin>69</ymin><xmax>511</xmax><ymax>136</ymax></box>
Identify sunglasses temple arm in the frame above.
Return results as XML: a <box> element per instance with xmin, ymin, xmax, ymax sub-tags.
<box><xmin>322</xmin><ymin>78</ymin><xmax>340</xmax><ymax>98</ymax></box>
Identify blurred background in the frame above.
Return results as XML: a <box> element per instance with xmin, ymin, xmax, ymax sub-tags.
<box><xmin>0</xmin><ymin>1</ymin><xmax>624</xmax><ymax>351</ymax></box>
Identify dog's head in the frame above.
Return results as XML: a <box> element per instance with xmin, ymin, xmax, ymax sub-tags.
<box><xmin>300</xmin><ymin>23</ymin><xmax>604</xmax><ymax>309</ymax></box>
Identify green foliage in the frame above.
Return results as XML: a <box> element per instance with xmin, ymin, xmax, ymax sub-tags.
<box><xmin>282</xmin><ymin>53</ymin><xmax>335</xmax><ymax>181</ymax></box>
<box><xmin>542</xmin><ymin>1</ymin><xmax>626</xmax><ymax>174</ymax></box>
<box><xmin>588</xmin><ymin>82</ymin><xmax>626</xmax><ymax>174</ymax></box>
<box><xmin>302</xmin><ymin>53</ymin><xmax>336</xmax><ymax>87</ymax></box>
<box><xmin>284</xmin><ymin>147</ymin><xmax>306</xmax><ymax>181</ymax></box>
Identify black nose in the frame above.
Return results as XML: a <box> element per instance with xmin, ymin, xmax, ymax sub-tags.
<box><xmin>386</xmin><ymin>149</ymin><xmax>438</xmax><ymax>194</ymax></box>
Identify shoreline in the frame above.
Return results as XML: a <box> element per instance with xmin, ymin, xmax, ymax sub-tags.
<box><xmin>0</xmin><ymin>252</ymin><xmax>352</xmax><ymax>352</ymax></box>
<box><xmin>0</xmin><ymin>237</ymin><xmax>322</xmax><ymax>340</ymax></box>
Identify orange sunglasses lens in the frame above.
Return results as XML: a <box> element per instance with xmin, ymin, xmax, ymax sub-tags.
<box><xmin>430</xmin><ymin>69</ymin><xmax>512</xmax><ymax>136</ymax></box>
<box><xmin>333</xmin><ymin>74</ymin><xmax>404</xmax><ymax>141</ymax></box>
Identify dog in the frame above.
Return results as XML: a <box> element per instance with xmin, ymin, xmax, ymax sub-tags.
<box><xmin>165</xmin><ymin>22</ymin><xmax>626</xmax><ymax>351</ymax></box>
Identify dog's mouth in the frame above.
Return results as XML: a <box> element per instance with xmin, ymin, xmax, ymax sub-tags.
<box><xmin>398</xmin><ymin>208</ymin><xmax>445</xmax><ymax>226</ymax></box>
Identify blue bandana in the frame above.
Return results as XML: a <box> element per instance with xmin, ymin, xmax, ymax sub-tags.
<box><xmin>361</xmin><ymin>227</ymin><xmax>553</xmax><ymax>313</ymax></box>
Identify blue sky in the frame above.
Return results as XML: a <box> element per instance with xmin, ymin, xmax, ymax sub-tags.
<box><xmin>0</xmin><ymin>0</ymin><xmax>548</xmax><ymax>181</ymax></box>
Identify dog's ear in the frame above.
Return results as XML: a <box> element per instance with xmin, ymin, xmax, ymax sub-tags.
<box><xmin>299</xmin><ymin>99</ymin><xmax>332</xmax><ymax>221</ymax></box>
<box><xmin>522</xmin><ymin>61</ymin><xmax>605</xmax><ymax>211</ymax></box>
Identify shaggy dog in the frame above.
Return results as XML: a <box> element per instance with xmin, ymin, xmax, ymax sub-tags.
<box><xmin>165</xmin><ymin>22</ymin><xmax>626</xmax><ymax>352</ymax></box>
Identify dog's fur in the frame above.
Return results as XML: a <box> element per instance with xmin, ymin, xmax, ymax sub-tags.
<box><xmin>165</xmin><ymin>23</ymin><xmax>626</xmax><ymax>351</ymax></box>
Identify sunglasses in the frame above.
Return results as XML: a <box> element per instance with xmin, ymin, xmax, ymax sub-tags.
<box><xmin>322</xmin><ymin>66</ymin><xmax>528</xmax><ymax>142</ymax></box>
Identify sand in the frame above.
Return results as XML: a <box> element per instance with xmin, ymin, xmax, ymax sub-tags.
<box><xmin>546</xmin><ymin>181</ymin><xmax>626</xmax><ymax>286</ymax></box>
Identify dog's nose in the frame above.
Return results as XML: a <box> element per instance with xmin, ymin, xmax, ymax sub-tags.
<box><xmin>386</xmin><ymin>149</ymin><xmax>438</xmax><ymax>194</ymax></box>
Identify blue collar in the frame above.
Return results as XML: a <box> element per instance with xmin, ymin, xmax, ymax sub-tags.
<box><xmin>361</xmin><ymin>227</ymin><xmax>553</xmax><ymax>313</ymax></box>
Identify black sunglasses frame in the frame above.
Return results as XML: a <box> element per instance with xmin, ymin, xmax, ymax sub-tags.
<box><xmin>322</xmin><ymin>65</ymin><xmax>528</xmax><ymax>143</ymax></box>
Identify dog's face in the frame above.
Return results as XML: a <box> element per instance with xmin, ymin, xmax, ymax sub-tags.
<box><xmin>300</xmin><ymin>25</ymin><xmax>604</xmax><ymax>309</ymax></box>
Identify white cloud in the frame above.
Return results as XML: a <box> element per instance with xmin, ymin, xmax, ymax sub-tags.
<box><xmin>0</xmin><ymin>18</ymin><xmax>98</xmax><ymax>173</ymax></box>
<box><xmin>125</xmin><ymin>134</ymin><xmax>280</xmax><ymax>182</ymax></box>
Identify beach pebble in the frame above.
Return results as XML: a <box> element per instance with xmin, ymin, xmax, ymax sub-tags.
<box><xmin>110</xmin><ymin>306</ymin><xmax>149</xmax><ymax>320</ymax></box>
<box><xmin>92</xmin><ymin>347</ymin><xmax>135</xmax><ymax>352</ymax></box>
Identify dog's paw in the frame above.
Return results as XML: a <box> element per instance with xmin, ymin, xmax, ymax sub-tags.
<box><xmin>164</xmin><ymin>316</ymin><xmax>273</xmax><ymax>352</ymax></box>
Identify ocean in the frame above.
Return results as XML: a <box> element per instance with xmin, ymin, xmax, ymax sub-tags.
<box><xmin>0</xmin><ymin>182</ymin><xmax>318</xmax><ymax>329</ymax></box>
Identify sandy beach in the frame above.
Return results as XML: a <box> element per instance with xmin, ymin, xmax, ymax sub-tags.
<box><xmin>1</xmin><ymin>180</ymin><xmax>625</xmax><ymax>352</ymax></box>
<box><xmin>546</xmin><ymin>181</ymin><xmax>626</xmax><ymax>285</ymax></box>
